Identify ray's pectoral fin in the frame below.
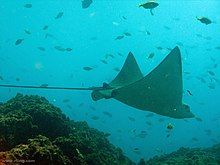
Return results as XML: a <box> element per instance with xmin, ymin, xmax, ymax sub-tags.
<box><xmin>91</xmin><ymin>47</ymin><xmax>194</xmax><ymax>119</ymax></box>
<box><xmin>91</xmin><ymin>52</ymin><xmax>143</xmax><ymax>101</ymax></box>
<box><xmin>109</xmin><ymin>52</ymin><xmax>143</xmax><ymax>87</ymax></box>
<box><xmin>112</xmin><ymin>46</ymin><xmax>194</xmax><ymax>119</ymax></box>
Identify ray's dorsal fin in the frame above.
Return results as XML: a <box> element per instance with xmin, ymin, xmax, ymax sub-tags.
<box><xmin>110</xmin><ymin>52</ymin><xmax>143</xmax><ymax>87</ymax></box>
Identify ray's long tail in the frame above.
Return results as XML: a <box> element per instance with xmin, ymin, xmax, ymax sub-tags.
<box><xmin>0</xmin><ymin>84</ymin><xmax>107</xmax><ymax>91</ymax></box>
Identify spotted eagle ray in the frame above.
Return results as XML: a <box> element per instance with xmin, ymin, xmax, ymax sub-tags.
<box><xmin>0</xmin><ymin>46</ymin><xmax>194</xmax><ymax>119</ymax></box>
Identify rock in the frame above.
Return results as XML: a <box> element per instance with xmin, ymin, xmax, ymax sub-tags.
<box><xmin>0</xmin><ymin>93</ymin><xmax>134</xmax><ymax>165</ymax></box>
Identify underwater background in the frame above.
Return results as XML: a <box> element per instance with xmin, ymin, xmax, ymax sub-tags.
<box><xmin>0</xmin><ymin>0</ymin><xmax>219</xmax><ymax>163</ymax></box>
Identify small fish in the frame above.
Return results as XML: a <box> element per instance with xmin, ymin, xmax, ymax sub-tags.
<box><xmin>128</xmin><ymin>117</ymin><xmax>135</xmax><ymax>122</ymax></box>
<box><xmin>173</xmin><ymin>17</ymin><xmax>180</xmax><ymax>21</ymax></box>
<box><xmin>55</xmin><ymin>12</ymin><xmax>64</xmax><ymax>19</ymax></box>
<box><xmin>191</xmin><ymin>137</ymin><xmax>199</xmax><ymax>142</ymax></box>
<box><xmin>78</xmin><ymin>103</ymin><xmax>84</xmax><ymax>107</ymax></box>
<box><xmin>0</xmin><ymin>76</ymin><xmax>3</xmax><ymax>80</ymax></box>
<box><xmin>133</xmin><ymin>148</ymin><xmax>140</xmax><ymax>154</ymax></box>
<box><xmin>104</xmin><ymin>133</ymin><xmax>111</xmax><ymax>137</ymax></box>
<box><xmin>208</xmin><ymin>84</ymin><xmax>215</xmax><ymax>89</ymax></box>
<box><xmin>166</xmin><ymin>123</ymin><xmax>174</xmax><ymax>130</ymax></box>
<box><xmin>40</xmin><ymin>84</ymin><xmax>48</xmax><ymax>87</ymax></box>
<box><xmin>108</xmin><ymin>54</ymin><xmax>114</xmax><ymax>58</ymax></box>
<box><xmin>156</xmin><ymin>46</ymin><xmax>163</xmax><ymax>50</ymax></box>
<box><xmin>136</xmin><ymin>133</ymin><xmax>147</xmax><ymax>138</ymax></box>
<box><xmin>24</xmin><ymin>3</ymin><xmax>32</xmax><ymax>8</ymax></box>
<box><xmin>163</xmin><ymin>26</ymin><xmax>171</xmax><ymax>30</ymax></box>
<box><xmin>91</xmin><ymin>116</ymin><xmax>99</xmax><ymax>120</ymax></box>
<box><xmin>158</xmin><ymin>118</ymin><xmax>165</xmax><ymax>122</ymax></box>
<box><xmin>113</xmin><ymin>67</ymin><xmax>120</xmax><ymax>72</ymax></box>
<box><xmin>117</xmin><ymin>129</ymin><xmax>122</xmax><ymax>133</ymax></box>
<box><xmin>62</xmin><ymin>99</ymin><xmax>70</xmax><ymax>103</ymax></box>
<box><xmin>83</xmin><ymin>66</ymin><xmax>93</xmax><ymax>71</ymax></box>
<box><xmin>206</xmin><ymin>48</ymin><xmax>211</xmax><ymax>51</ymax></box>
<box><xmin>196</xmin><ymin>16</ymin><xmax>212</xmax><ymax>25</ymax></box>
<box><xmin>155</xmin><ymin>148</ymin><xmax>163</xmax><ymax>153</ymax></box>
<box><xmin>43</xmin><ymin>25</ymin><xmax>49</xmax><ymax>30</ymax></box>
<box><xmin>215</xmin><ymin>46</ymin><xmax>220</xmax><ymax>50</ymax></box>
<box><xmin>207</xmin><ymin>70</ymin><xmax>215</xmax><ymax>76</ymax></box>
<box><xmin>146</xmin><ymin>121</ymin><xmax>152</xmax><ymax>126</ymax></box>
<box><xmin>90</xmin><ymin>37</ymin><xmax>97</xmax><ymax>41</ymax></box>
<box><xmin>195</xmin><ymin>117</ymin><xmax>203</xmax><ymax>122</ymax></box>
<box><xmin>66</xmin><ymin>48</ymin><xmax>72</xmax><ymax>52</ymax></box>
<box><xmin>15</xmin><ymin>39</ymin><xmax>24</xmax><ymax>45</ymax></box>
<box><xmin>102</xmin><ymin>111</ymin><xmax>112</xmax><ymax>118</ymax></box>
<box><xmin>54</xmin><ymin>46</ymin><xmax>66</xmax><ymax>52</ymax></box>
<box><xmin>122</xmin><ymin>16</ymin><xmax>127</xmax><ymax>20</ymax></box>
<box><xmin>89</xmin><ymin>106</ymin><xmax>96</xmax><ymax>111</ymax></box>
<box><xmin>186</xmin><ymin>90</ymin><xmax>193</xmax><ymax>96</ymax></box>
<box><xmin>184</xmin><ymin>71</ymin><xmax>190</xmax><ymax>75</ymax></box>
<box><xmin>166</xmin><ymin>134</ymin><xmax>171</xmax><ymax>138</ymax></box>
<box><xmin>212</xmin><ymin>77</ymin><xmax>220</xmax><ymax>84</ymax></box>
<box><xmin>67</xmin><ymin>105</ymin><xmax>72</xmax><ymax>109</ymax></box>
<box><xmin>148</xmin><ymin>53</ymin><xmax>154</xmax><ymax>59</ymax></box>
<box><xmin>146</xmin><ymin>30</ymin><xmax>151</xmax><ymax>35</ymax></box>
<box><xmin>213</xmin><ymin>63</ymin><xmax>218</xmax><ymax>69</ymax></box>
<box><xmin>45</xmin><ymin>33</ymin><xmax>54</xmax><ymax>39</ymax></box>
<box><xmin>198</xmin><ymin>102</ymin><xmax>205</xmax><ymax>105</ymax></box>
<box><xmin>117</xmin><ymin>52</ymin><xmax>123</xmax><ymax>56</ymax></box>
<box><xmin>130</xmin><ymin>128</ymin><xmax>136</xmax><ymax>133</ymax></box>
<box><xmin>210</xmin><ymin>57</ymin><xmax>216</xmax><ymax>62</ymax></box>
<box><xmin>196</xmin><ymin>34</ymin><xmax>203</xmax><ymax>38</ymax></box>
<box><xmin>24</xmin><ymin>29</ymin><xmax>31</xmax><ymax>35</ymax></box>
<box><xmin>105</xmin><ymin>54</ymin><xmax>114</xmax><ymax>59</ymax></box>
<box><xmin>139</xmin><ymin>1</ymin><xmax>159</xmax><ymax>15</ymax></box>
<box><xmin>141</xmin><ymin>130</ymin><xmax>147</xmax><ymax>134</ymax></box>
<box><xmin>15</xmin><ymin>78</ymin><xmax>20</xmax><ymax>81</ymax></box>
<box><xmin>115</xmin><ymin>35</ymin><xmax>124</xmax><ymax>40</ymax></box>
<box><xmin>124</xmin><ymin>32</ymin><xmax>131</xmax><ymax>36</ymax></box>
<box><xmin>145</xmin><ymin>113</ymin><xmax>154</xmax><ymax>118</ymax></box>
<box><xmin>37</xmin><ymin>47</ymin><xmax>46</xmax><ymax>51</ymax></box>
<box><xmin>197</xmin><ymin>77</ymin><xmax>206</xmax><ymax>83</ymax></box>
<box><xmin>176</xmin><ymin>42</ymin><xmax>183</xmax><ymax>46</ymax></box>
<box><xmin>82</xmin><ymin>0</ymin><xmax>93</xmax><ymax>9</ymax></box>
<box><xmin>100</xmin><ymin>59</ymin><xmax>108</xmax><ymax>64</ymax></box>
<box><xmin>204</xmin><ymin>36</ymin><xmax>212</xmax><ymax>40</ymax></box>
<box><xmin>204</xmin><ymin>129</ymin><xmax>212</xmax><ymax>136</ymax></box>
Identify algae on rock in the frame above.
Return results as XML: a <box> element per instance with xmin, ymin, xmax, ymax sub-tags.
<box><xmin>0</xmin><ymin>93</ymin><xmax>134</xmax><ymax>165</ymax></box>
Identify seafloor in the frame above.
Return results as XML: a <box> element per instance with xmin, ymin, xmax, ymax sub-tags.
<box><xmin>0</xmin><ymin>94</ymin><xmax>219</xmax><ymax>165</ymax></box>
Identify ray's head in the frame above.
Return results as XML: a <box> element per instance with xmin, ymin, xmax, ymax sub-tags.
<box><xmin>91</xmin><ymin>90</ymin><xmax>104</xmax><ymax>101</ymax></box>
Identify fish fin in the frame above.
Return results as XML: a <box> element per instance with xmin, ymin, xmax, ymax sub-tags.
<box><xmin>110</xmin><ymin>52</ymin><xmax>143</xmax><ymax>87</ymax></box>
<box><xmin>112</xmin><ymin>46</ymin><xmax>194</xmax><ymax>119</ymax></box>
<box><xmin>91</xmin><ymin>52</ymin><xmax>143</xmax><ymax>101</ymax></box>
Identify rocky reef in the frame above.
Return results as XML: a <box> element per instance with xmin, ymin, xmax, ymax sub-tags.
<box><xmin>142</xmin><ymin>144</ymin><xmax>220</xmax><ymax>165</ymax></box>
<box><xmin>0</xmin><ymin>93</ymin><xmax>134</xmax><ymax>165</ymax></box>
<box><xmin>1</xmin><ymin>93</ymin><xmax>219</xmax><ymax>165</ymax></box>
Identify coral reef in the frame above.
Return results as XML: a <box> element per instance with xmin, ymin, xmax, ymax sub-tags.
<box><xmin>0</xmin><ymin>93</ymin><xmax>134</xmax><ymax>165</ymax></box>
<box><xmin>0</xmin><ymin>135</ymin><xmax>71</xmax><ymax>165</ymax></box>
<box><xmin>2</xmin><ymin>93</ymin><xmax>219</xmax><ymax>165</ymax></box>
<box><xmin>144</xmin><ymin>144</ymin><xmax>220</xmax><ymax>165</ymax></box>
